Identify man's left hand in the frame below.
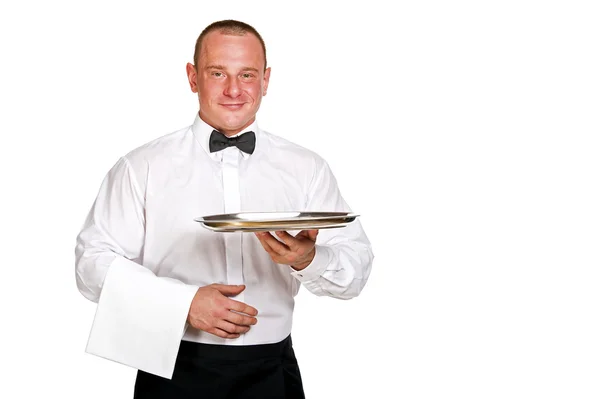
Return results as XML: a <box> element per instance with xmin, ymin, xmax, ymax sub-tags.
<box><xmin>254</xmin><ymin>230</ymin><xmax>319</xmax><ymax>271</ymax></box>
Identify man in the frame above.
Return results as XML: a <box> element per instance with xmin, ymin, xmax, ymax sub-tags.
<box><xmin>76</xmin><ymin>19</ymin><xmax>373</xmax><ymax>398</ymax></box>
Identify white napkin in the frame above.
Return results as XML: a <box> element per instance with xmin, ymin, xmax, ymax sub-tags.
<box><xmin>85</xmin><ymin>256</ymin><xmax>199</xmax><ymax>379</ymax></box>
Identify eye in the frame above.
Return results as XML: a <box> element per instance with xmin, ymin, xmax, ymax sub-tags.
<box><xmin>212</xmin><ymin>71</ymin><xmax>223</xmax><ymax>77</ymax></box>
<box><xmin>241</xmin><ymin>73</ymin><xmax>254</xmax><ymax>79</ymax></box>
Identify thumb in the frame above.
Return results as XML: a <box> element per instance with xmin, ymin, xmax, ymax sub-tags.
<box><xmin>213</xmin><ymin>284</ymin><xmax>246</xmax><ymax>296</ymax></box>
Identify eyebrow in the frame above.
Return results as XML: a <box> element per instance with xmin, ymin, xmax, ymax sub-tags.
<box><xmin>204</xmin><ymin>65</ymin><xmax>260</xmax><ymax>73</ymax></box>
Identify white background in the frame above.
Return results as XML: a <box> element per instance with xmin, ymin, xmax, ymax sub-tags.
<box><xmin>1</xmin><ymin>1</ymin><xmax>599</xmax><ymax>398</ymax></box>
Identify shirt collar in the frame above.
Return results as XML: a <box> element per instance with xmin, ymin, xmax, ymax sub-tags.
<box><xmin>191</xmin><ymin>113</ymin><xmax>259</xmax><ymax>161</ymax></box>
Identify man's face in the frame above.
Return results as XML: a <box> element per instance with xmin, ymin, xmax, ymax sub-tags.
<box><xmin>186</xmin><ymin>31</ymin><xmax>270</xmax><ymax>136</ymax></box>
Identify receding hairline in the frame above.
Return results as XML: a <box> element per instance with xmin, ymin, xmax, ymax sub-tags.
<box><xmin>193</xmin><ymin>20</ymin><xmax>267</xmax><ymax>70</ymax></box>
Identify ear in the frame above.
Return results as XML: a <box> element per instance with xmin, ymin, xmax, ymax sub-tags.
<box><xmin>262</xmin><ymin>67</ymin><xmax>271</xmax><ymax>96</ymax></box>
<box><xmin>186</xmin><ymin>63</ymin><xmax>198</xmax><ymax>93</ymax></box>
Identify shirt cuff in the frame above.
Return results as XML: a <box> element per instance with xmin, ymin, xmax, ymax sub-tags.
<box><xmin>85</xmin><ymin>256</ymin><xmax>199</xmax><ymax>379</ymax></box>
<box><xmin>290</xmin><ymin>244</ymin><xmax>333</xmax><ymax>282</ymax></box>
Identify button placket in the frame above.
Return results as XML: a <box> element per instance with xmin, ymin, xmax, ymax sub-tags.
<box><xmin>221</xmin><ymin>148</ymin><xmax>244</xmax><ymax>344</ymax></box>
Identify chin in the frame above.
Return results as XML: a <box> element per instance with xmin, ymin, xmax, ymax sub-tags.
<box><xmin>223</xmin><ymin>118</ymin><xmax>251</xmax><ymax>129</ymax></box>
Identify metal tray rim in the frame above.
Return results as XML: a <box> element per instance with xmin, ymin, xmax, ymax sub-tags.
<box><xmin>195</xmin><ymin>211</ymin><xmax>359</xmax><ymax>224</ymax></box>
<box><xmin>200</xmin><ymin>221</ymin><xmax>353</xmax><ymax>232</ymax></box>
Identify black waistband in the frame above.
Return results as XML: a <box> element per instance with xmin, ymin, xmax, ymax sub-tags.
<box><xmin>178</xmin><ymin>335</ymin><xmax>292</xmax><ymax>361</ymax></box>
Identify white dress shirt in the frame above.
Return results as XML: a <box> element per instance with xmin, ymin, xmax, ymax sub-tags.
<box><xmin>75</xmin><ymin>114</ymin><xmax>374</xmax><ymax>378</ymax></box>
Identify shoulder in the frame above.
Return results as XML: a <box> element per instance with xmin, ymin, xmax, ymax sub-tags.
<box><xmin>108</xmin><ymin>125</ymin><xmax>193</xmax><ymax>184</ymax></box>
<box><xmin>124</xmin><ymin>125</ymin><xmax>192</xmax><ymax>164</ymax></box>
<box><xmin>119</xmin><ymin>125</ymin><xmax>193</xmax><ymax>172</ymax></box>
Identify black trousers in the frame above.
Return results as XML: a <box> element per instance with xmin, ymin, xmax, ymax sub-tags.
<box><xmin>134</xmin><ymin>335</ymin><xmax>305</xmax><ymax>399</ymax></box>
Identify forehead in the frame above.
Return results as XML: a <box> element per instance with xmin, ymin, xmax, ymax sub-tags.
<box><xmin>199</xmin><ymin>31</ymin><xmax>264</xmax><ymax>69</ymax></box>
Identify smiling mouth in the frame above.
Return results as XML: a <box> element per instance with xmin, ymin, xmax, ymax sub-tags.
<box><xmin>221</xmin><ymin>103</ymin><xmax>245</xmax><ymax>110</ymax></box>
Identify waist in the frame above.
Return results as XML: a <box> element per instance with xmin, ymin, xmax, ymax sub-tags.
<box><xmin>179</xmin><ymin>334</ymin><xmax>292</xmax><ymax>361</ymax></box>
<box><xmin>182</xmin><ymin>309</ymin><xmax>294</xmax><ymax>345</ymax></box>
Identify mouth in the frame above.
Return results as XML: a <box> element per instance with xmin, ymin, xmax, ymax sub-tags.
<box><xmin>220</xmin><ymin>103</ymin><xmax>245</xmax><ymax>111</ymax></box>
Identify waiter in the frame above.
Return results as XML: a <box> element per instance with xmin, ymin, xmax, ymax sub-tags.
<box><xmin>75</xmin><ymin>19</ymin><xmax>374</xmax><ymax>398</ymax></box>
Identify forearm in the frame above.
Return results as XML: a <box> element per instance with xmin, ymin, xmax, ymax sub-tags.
<box><xmin>75</xmin><ymin>233</ymin><xmax>199</xmax><ymax>326</ymax></box>
<box><xmin>291</xmin><ymin>237</ymin><xmax>374</xmax><ymax>300</ymax></box>
<box><xmin>75</xmin><ymin>241</ymin><xmax>116</xmax><ymax>303</ymax></box>
<box><xmin>76</xmin><ymin>243</ymin><xmax>198</xmax><ymax>304</ymax></box>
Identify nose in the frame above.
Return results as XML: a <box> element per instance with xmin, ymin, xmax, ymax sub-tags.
<box><xmin>224</xmin><ymin>77</ymin><xmax>241</xmax><ymax>98</ymax></box>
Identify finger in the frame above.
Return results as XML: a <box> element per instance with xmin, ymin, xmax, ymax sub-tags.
<box><xmin>208</xmin><ymin>327</ymin><xmax>241</xmax><ymax>339</ymax></box>
<box><xmin>216</xmin><ymin>320</ymin><xmax>251</xmax><ymax>335</ymax></box>
<box><xmin>255</xmin><ymin>232</ymin><xmax>288</xmax><ymax>256</ymax></box>
<box><xmin>275</xmin><ymin>230</ymin><xmax>299</xmax><ymax>250</ymax></box>
<box><xmin>212</xmin><ymin>284</ymin><xmax>246</xmax><ymax>296</ymax></box>
<box><xmin>297</xmin><ymin>229</ymin><xmax>319</xmax><ymax>242</ymax></box>
<box><xmin>254</xmin><ymin>232</ymin><xmax>279</xmax><ymax>256</ymax></box>
<box><xmin>227</xmin><ymin>299</ymin><xmax>259</xmax><ymax>316</ymax></box>
<box><xmin>224</xmin><ymin>309</ymin><xmax>258</xmax><ymax>326</ymax></box>
<box><xmin>258</xmin><ymin>231</ymin><xmax>290</xmax><ymax>255</ymax></box>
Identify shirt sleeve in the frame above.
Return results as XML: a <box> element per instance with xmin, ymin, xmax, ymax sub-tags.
<box><xmin>289</xmin><ymin>157</ymin><xmax>374</xmax><ymax>299</ymax></box>
<box><xmin>75</xmin><ymin>157</ymin><xmax>198</xmax><ymax>379</ymax></box>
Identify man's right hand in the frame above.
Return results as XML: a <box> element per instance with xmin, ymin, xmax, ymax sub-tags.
<box><xmin>187</xmin><ymin>284</ymin><xmax>258</xmax><ymax>339</ymax></box>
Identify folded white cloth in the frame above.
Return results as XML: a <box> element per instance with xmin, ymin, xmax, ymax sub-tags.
<box><xmin>85</xmin><ymin>256</ymin><xmax>199</xmax><ymax>379</ymax></box>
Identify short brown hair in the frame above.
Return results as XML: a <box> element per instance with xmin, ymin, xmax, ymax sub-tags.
<box><xmin>193</xmin><ymin>20</ymin><xmax>267</xmax><ymax>70</ymax></box>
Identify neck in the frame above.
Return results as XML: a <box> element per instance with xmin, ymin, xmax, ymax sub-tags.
<box><xmin>199</xmin><ymin>112</ymin><xmax>255</xmax><ymax>137</ymax></box>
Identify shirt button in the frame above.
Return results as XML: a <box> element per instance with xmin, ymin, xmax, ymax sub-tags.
<box><xmin>298</xmin><ymin>274</ymin><xmax>303</xmax><ymax>277</ymax></box>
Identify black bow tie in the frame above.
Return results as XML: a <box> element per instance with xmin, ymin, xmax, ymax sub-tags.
<box><xmin>209</xmin><ymin>130</ymin><xmax>256</xmax><ymax>154</ymax></box>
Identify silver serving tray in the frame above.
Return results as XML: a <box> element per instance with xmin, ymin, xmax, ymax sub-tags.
<box><xmin>194</xmin><ymin>211</ymin><xmax>359</xmax><ymax>232</ymax></box>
